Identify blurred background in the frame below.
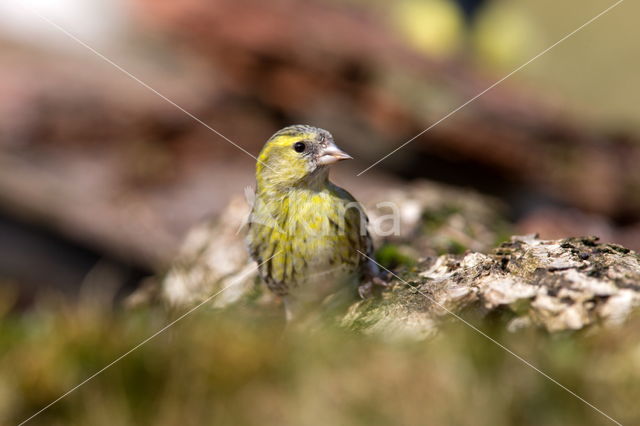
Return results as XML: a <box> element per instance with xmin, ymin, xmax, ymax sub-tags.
<box><xmin>1</xmin><ymin>0</ymin><xmax>638</xmax><ymax>305</ymax></box>
<box><xmin>1</xmin><ymin>1</ymin><xmax>640</xmax><ymax>424</ymax></box>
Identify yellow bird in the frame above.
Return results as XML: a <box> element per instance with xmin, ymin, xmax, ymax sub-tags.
<box><xmin>246</xmin><ymin>125</ymin><xmax>382</xmax><ymax>320</ymax></box>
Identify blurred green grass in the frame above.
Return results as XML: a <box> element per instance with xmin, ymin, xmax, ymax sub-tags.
<box><xmin>2</xmin><ymin>294</ymin><xmax>640</xmax><ymax>425</ymax></box>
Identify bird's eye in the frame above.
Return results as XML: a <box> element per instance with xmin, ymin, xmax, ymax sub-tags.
<box><xmin>293</xmin><ymin>142</ymin><xmax>306</xmax><ymax>153</ymax></box>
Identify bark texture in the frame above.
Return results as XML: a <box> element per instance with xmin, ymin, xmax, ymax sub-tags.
<box><xmin>343</xmin><ymin>235</ymin><xmax>640</xmax><ymax>339</ymax></box>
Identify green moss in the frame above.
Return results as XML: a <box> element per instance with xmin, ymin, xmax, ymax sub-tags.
<box><xmin>3</xmin><ymin>292</ymin><xmax>640</xmax><ymax>425</ymax></box>
<box><xmin>492</xmin><ymin>222</ymin><xmax>514</xmax><ymax>247</ymax></box>
<box><xmin>447</xmin><ymin>240</ymin><xmax>467</xmax><ymax>255</ymax></box>
<box><xmin>421</xmin><ymin>205</ymin><xmax>462</xmax><ymax>231</ymax></box>
<box><xmin>375</xmin><ymin>244</ymin><xmax>417</xmax><ymax>269</ymax></box>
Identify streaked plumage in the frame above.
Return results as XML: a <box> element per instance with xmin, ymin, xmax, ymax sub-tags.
<box><xmin>246</xmin><ymin>125</ymin><xmax>376</xmax><ymax>319</ymax></box>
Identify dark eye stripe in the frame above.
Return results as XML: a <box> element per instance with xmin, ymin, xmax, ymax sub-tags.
<box><xmin>293</xmin><ymin>142</ymin><xmax>306</xmax><ymax>153</ymax></box>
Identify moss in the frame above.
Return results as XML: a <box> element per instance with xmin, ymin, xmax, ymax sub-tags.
<box><xmin>447</xmin><ymin>240</ymin><xmax>467</xmax><ymax>255</ymax></box>
<box><xmin>8</xmin><ymin>301</ymin><xmax>640</xmax><ymax>424</ymax></box>
<box><xmin>375</xmin><ymin>244</ymin><xmax>417</xmax><ymax>269</ymax></box>
<box><xmin>492</xmin><ymin>222</ymin><xmax>514</xmax><ymax>247</ymax></box>
<box><xmin>421</xmin><ymin>205</ymin><xmax>462</xmax><ymax>231</ymax></box>
<box><xmin>341</xmin><ymin>300</ymin><xmax>381</xmax><ymax>332</ymax></box>
<box><xmin>6</xmin><ymin>231</ymin><xmax>640</xmax><ymax>425</ymax></box>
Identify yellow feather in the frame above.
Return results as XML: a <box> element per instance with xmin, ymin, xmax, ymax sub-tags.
<box><xmin>247</xmin><ymin>126</ymin><xmax>373</xmax><ymax>317</ymax></box>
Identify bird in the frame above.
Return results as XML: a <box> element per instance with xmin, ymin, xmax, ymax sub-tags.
<box><xmin>246</xmin><ymin>125</ymin><xmax>383</xmax><ymax>320</ymax></box>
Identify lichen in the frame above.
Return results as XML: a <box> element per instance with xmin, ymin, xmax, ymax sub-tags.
<box><xmin>340</xmin><ymin>235</ymin><xmax>640</xmax><ymax>338</ymax></box>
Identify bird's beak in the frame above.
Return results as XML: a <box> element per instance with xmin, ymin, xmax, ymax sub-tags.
<box><xmin>317</xmin><ymin>142</ymin><xmax>353</xmax><ymax>166</ymax></box>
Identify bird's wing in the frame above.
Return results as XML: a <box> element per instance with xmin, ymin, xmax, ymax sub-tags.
<box><xmin>330</xmin><ymin>184</ymin><xmax>375</xmax><ymax>267</ymax></box>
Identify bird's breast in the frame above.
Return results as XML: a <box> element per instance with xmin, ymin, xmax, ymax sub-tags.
<box><xmin>249</xmin><ymin>187</ymin><xmax>362</xmax><ymax>294</ymax></box>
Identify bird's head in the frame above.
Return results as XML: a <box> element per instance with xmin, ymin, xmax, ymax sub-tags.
<box><xmin>256</xmin><ymin>125</ymin><xmax>352</xmax><ymax>190</ymax></box>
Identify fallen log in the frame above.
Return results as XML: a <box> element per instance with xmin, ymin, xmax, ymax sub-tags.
<box><xmin>147</xmin><ymin>183</ymin><xmax>640</xmax><ymax>339</ymax></box>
